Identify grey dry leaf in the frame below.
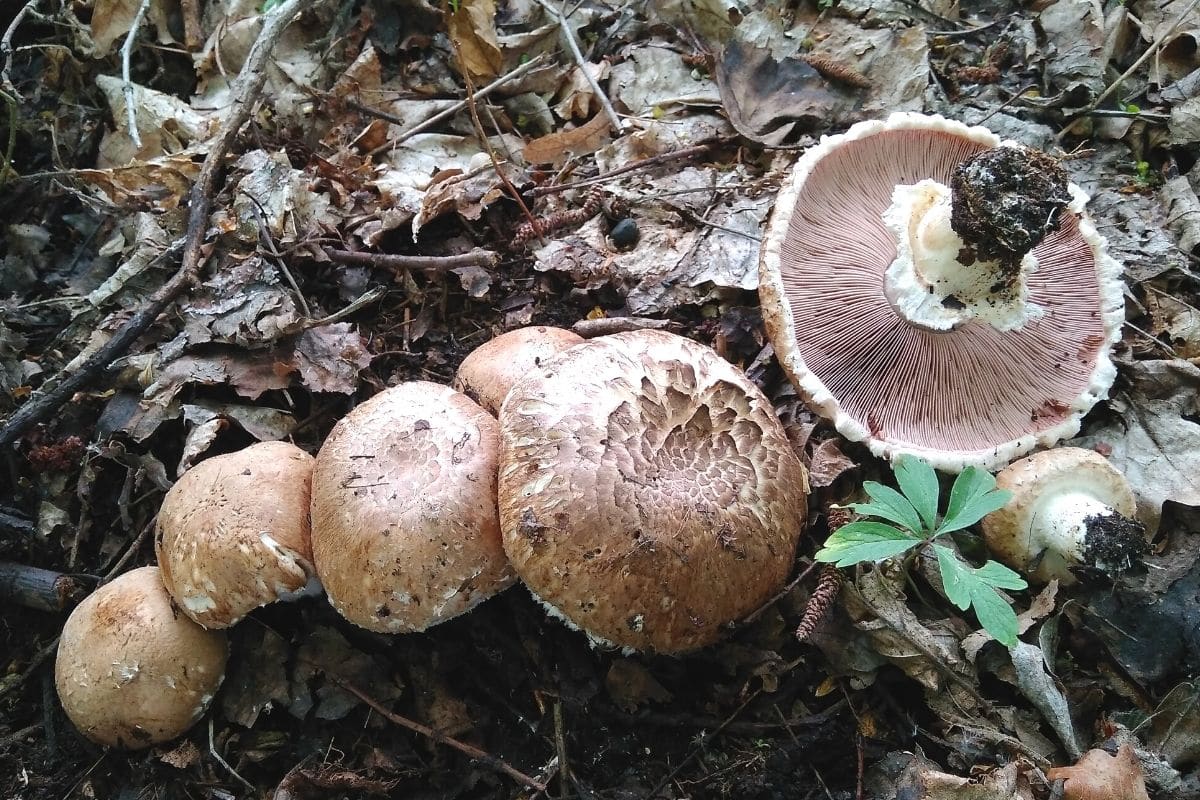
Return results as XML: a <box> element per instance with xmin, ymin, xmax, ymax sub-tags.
<box><xmin>294</xmin><ymin>324</ymin><xmax>372</xmax><ymax>395</ymax></box>
<box><xmin>1146</xmin><ymin>680</ymin><xmax>1200</xmax><ymax>769</ymax></box>
<box><xmin>1009</xmin><ymin>641</ymin><xmax>1080</xmax><ymax>759</ymax></box>
<box><xmin>290</xmin><ymin>626</ymin><xmax>402</xmax><ymax>721</ymax></box>
<box><xmin>1071</xmin><ymin>359</ymin><xmax>1200</xmax><ymax>531</ymax></box>
<box><xmin>605</xmin><ymin>660</ymin><xmax>674</xmax><ymax>713</ymax></box>
<box><xmin>1162</xmin><ymin>175</ymin><xmax>1200</xmax><ymax>255</ymax></box>
<box><xmin>807</xmin><ymin>438</ymin><xmax>858</xmax><ymax>489</ymax></box>
<box><xmin>609</xmin><ymin>46</ymin><xmax>721</xmax><ymax>116</ymax></box>
<box><xmin>1036</xmin><ymin>0</ymin><xmax>1106</xmax><ymax>100</ymax></box>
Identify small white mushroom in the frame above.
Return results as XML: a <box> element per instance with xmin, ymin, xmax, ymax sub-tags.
<box><xmin>54</xmin><ymin>566</ymin><xmax>228</xmax><ymax>749</ymax></box>
<box><xmin>981</xmin><ymin>448</ymin><xmax>1149</xmax><ymax>584</ymax></box>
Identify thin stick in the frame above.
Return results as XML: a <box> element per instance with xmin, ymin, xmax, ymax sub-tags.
<box><xmin>1058</xmin><ymin>0</ymin><xmax>1200</xmax><ymax>139</ymax></box>
<box><xmin>643</xmin><ymin>691</ymin><xmax>759</xmax><ymax>800</ymax></box>
<box><xmin>534</xmin><ymin>0</ymin><xmax>623</xmax><ymax>133</ymax></box>
<box><xmin>366</xmin><ymin>54</ymin><xmax>547</xmax><ymax>156</ymax></box>
<box><xmin>179</xmin><ymin>0</ymin><xmax>202</xmax><ymax>50</ymax></box>
<box><xmin>0</xmin><ymin>0</ymin><xmax>40</xmax><ymax>97</ymax></box>
<box><xmin>329</xmin><ymin>673</ymin><xmax>547</xmax><ymax>791</ymax></box>
<box><xmin>323</xmin><ymin>247</ymin><xmax>498</xmax><ymax>272</ymax></box>
<box><xmin>0</xmin><ymin>0</ymin><xmax>315</xmax><ymax>449</ymax></box>
<box><xmin>120</xmin><ymin>0</ymin><xmax>153</xmax><ymax>149</ymax></box>
<box><xmin>529</xmin><ymin>143</ymin><xmax>713</xmax><ymax>197</ymax></box>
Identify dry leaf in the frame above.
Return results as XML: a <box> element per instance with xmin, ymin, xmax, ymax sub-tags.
<box><xmin>808</xmin><ymin>438</ymin><xmax>858</xmax><ymax>489</ymax></box>
<box><xmin>448</xmin><ymin>0</ymin><xmax>503</xmax><ymax>79</ymax></box>
<box><xmin>523</xmin><ymin>114</ymin><xmax>613</xmax><ymax>165</ymax></box>
<box><xmin>1046</xmin><ymin>744</ymin><xmax>1150</xmax><ymax>800</ymax></box>
<box><xmin>294</xmin><ymin>323</ymin><xmax>372</xmax><ymax>395</ymax></box>
<box><xmin>605</xmin><ymin>659</ymin><xmax>673</xmax><ymax>712</ymax></box>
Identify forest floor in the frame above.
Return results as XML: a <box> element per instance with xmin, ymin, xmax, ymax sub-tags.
<box><xmin>2</xmin><ymin>0</ymin><xmax>1200</xmax><ymax>798</ymax></box>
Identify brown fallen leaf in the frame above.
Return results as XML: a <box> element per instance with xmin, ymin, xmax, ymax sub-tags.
<box><xmin>522</xmin><ymin>114</ymin><xmax>613</xmax><ymax>166</ymax></box>
<box><xmin>605</xmin><ymin>659</ymin><xmax>673</xmax><ymax>712</ymax></box>
<box><xmin>808</xmin><ymin>438</ymin><xmax>858</xmax><ymax>489</ymax></box>
<box><xmin>447</xmin><ymin>0</ymin><xmax>503</xmax><ymax>79</ymax></box>
<box><xmin>1046</xmin><ymin>744</ymin><xmax>1150</xmax><ymax>800</ymax></box>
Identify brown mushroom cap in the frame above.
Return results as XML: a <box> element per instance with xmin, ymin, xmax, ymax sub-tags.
<box><xmin>54</xmin><ymin>566</ymin><xmax>229</xmax><ymax>749</ymax></box>
<box><xmin>982</xmin><ymin>447</ymin><xmax>1138</xmax><ymax>583</ymax></box>
<box><xmin>498</xmin><ymin>330</ymin><xmax>809</xmax><ymax>654</ymax></box>
<box><xmin>156</xmin><ymin>440</ymin><xmax>316</xmax><ymax>628</ymax></box>
<box><xmin>758</xmin><ymin>113</ymin><xmax>1124</xmax><ymax>472</ymax></box>
<box><xmin>452</xmin><ymin>326</ymin><xmax>584</xmax><ymax>415</ymax></box>
<box><xmin>311</xmin><ymin>381</ymin><xmax>515</xmax><ymax>633</ymax></box>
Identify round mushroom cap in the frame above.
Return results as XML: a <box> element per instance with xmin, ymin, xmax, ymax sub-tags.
<box><xmin>311</xmin><ymin>381</ymin><xmax>515</xmax><ymax>633</ymax></box>
<box><xmin>54</xmin><ymin>566</ymin><xmax>229</xmax><ymax>749</ymax></box>
<box><xmin>156</xmin><ymin>441</ymin><xmax>317</xmax><ymax>628</ymax></box>
<box><xmin>982</xmin><ymin>447</ymin><xmax>1137</xmax><ymax>582</ymax></box>
<box><xmin>758</xmin><ymin>112</ymin><xmax>1124</xmax><ymax>472</ymax></box>
<box><xmin>498</xmin><ymin>330</ymin><xmax>809</xmax><ymax>654</ymax></box>
<box><xmin>452</xmin><ymin>326</ymin><xmax>584</xmax><ymax>415</ymax></box>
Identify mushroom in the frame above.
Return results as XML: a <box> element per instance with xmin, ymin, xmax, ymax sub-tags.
<box><xmin>981</xmin><ymin>447</ymin><xmax>1148</xmax><ymax>584</ymax></box>
<box><xmin>452</xmin><ymin>326</ymin><xmax>584</xmax><ymax>415</ymax></box>
<box><xmin>498</xmin><ymin>330</ymin><xmax>808</xmax><ymax>654</ymax></box>
<box><xmin>758</xmin><ymin>112</ymin><xmax>1124</xmax><ymax>471</ymax></box>
<box><xmin>310</xmin><ymin>381</ymin><xmax>515</xmax><ymax>633</ymax></box>
<box><xmin>155</xmin><ymin>440</ymin><xmax>318</xmax><ymax>628</ymax></box>
<box><xmin>54</xmin><ymin>566</ymin><xmax>229</xmax><ymax>749</ymax></box>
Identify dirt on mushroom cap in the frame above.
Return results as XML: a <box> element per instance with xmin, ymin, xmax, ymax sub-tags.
<box><xmin>310</xmin><ymin>381</ymin><xmax>515</xmax><ymax>634</ymax></box>
<box><xmin>497</xmin><ymin>330</ymin><xmax>809</xmax><ymax>655</ymax></box>
<box><xmin>54</xmin><ymin>566</ymin><xmax>229</xmax><ymax>749</ymax></box>
<box><xmin>155</xmin><ymin>440</ymin><xmax>316</xmax><ymax>629</ymax></box>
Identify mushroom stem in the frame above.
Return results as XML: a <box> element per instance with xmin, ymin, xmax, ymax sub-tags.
<box><xmin>881</xmin><ymin>145</ymin><xmax>1072</xmax><ymax>333</ymax></box>
<box><xmin>1030</xmin><ymin>493</ymin><xmax>1147</xmax><ymax>579</ymax></box>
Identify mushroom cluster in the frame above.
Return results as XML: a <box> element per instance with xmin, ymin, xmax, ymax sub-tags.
<box><xmin>759</xmin><ymin>112</ymin><xmax>1124</xmax><ymax>472</ymax></box>
<box><xmin>57</xmin><ymin>324</ymin><xmax>808</xmax><ymax>748</ymax></box>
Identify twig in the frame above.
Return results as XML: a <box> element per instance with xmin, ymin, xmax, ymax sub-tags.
<box><xmin>303</xmin><ymin>286</ymin><xmax>386</xmax><ymax>329</ymax></box>
<box><xmin>976</xmin><ymin>83</ymin><xmax>1039</xmax><ymax>126</ymax></box>
<box><xmin>1058</xmin><ymin>0</ymin><xmax>1200</xmax><ymax>139</ymax></box>
<box><xmin>529</xmin><ymin>144</ymin><xmax>713</xmax><ymax>197</ymax></box>
<box><xmin>0</xmin><ymin>0</ymin><xmax>315</xmax><ymax>450</ymax></box>
<box><xmin>571</xmin><ymin>316</ymin><xmax>673</xmax><ymax>338</ymax></box>
<box><xmin>0</xmin><ymin>89</ymin><xmax>18</xmax><ymax>187</ymax></box>
<box><xmin>179</xmin><ymin>0</ymin><xmax>202</xmax><ymax>50</ymax></box>
<box><xmin>643</xmin><ymin>692</ymin><xmax>760</xmax><ymax>800</ymax></box>
<box><xmin>0</xmin><ymin>561</ymin><xmax>89</xmax><ymax>612</ymax></box>
<box><xmin>328</xmin><ymin>672</ymin><xmax>548</xmax><ymax>791</ymax></box>
<box><xmin>0</xmin><ymin>0</ymin><xmax>40</xmax><ymax>97</ymax></box>
<box><xmin>533</xmin><ymin>0</ymin><xmax>623</xmax><ymax>133</ymax></box>
<box><xmin>553</xmin><ymin>700</ymin><xmax>570</xmax><ymax>799</ymax></box>
<box><xmin>210</xmin><ymin>718</ymin><xmax>254</xmax><ymax>792</ymax></box>
<box><xmin>0</xmin><ymin>723</ymin><xmax>43</xmax><ymax>751</ymax></box>
<box><xmin>0</xmin><ymin>637</ymin><xmax>58</xmax><ymax>701</ymax></box>
<box><xmin>450</xmin><ymin>38</ymin><xmax>542</xmax><ymax>241</ymax></box>
<box><xmin>366</xmin><ymin>54</ymin><xmax>547</xmax><ymax>156</ymax></box>
<box><xmin>120</xmin><ymin>0</ymin><xmax>153</xmax><ymax>149</ymax></box>
<box><xmin>323</xmin><ymin>247</ymin><xmax>499</xmax><ymax>272</ymax></box>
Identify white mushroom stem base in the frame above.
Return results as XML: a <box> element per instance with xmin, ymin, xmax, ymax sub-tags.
<box><xmin>882</xmin><ymin>180</ymin><xmax>1043</xmax><ymax>332</ymax></box>
<box><xmin>1029</xmin><ymin>493</ymin><xmax>1146</xmax><ymax>580</ymax></box>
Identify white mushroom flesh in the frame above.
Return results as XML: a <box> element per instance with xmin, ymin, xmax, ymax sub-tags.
<box><xmin>883</xmin><ymin>179</ymin><xmax>1042</xmax><ymax>332</ymax></box>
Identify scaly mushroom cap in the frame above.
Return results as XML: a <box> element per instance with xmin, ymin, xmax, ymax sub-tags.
<box><xmin>55</xmin><ymin>566</ymin><xmax>229</xmax><ymax>749</ymax></box>
<box><xmin>498</xmin><ymin>330</ymin><xmax>809</xmax><ymax>654</ymax></box>
<box><xmin>156</xmin><ymin>441</ymin><xmax>317</xmax><ymax>628</ymax></box>
<box><xmin>452</xmin><ymin>326</ymin><xmax>584</xmax><ymax>415</ymax></box>
<box><xmin>311</xmin><ymin>381</ymin><xmax>515</xmax><ymax>633</ymax></box>
<box><xmin>758</xmin><ymin>112</ymin><xmax>1124</xmax><ymax>472</ymax></box>
<box><xmin>982</xmin><ymin>447</ymin><xmax>1137</xmax><ymax>582</ymax></box>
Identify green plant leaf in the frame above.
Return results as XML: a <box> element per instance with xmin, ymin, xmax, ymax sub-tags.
<box><xmin>893</xmin><ymin>455</ymin><xmax>939</xmax><ymax>531</ymax></box>
<box><xmin>933</xmin><ymin>545</ymin><xmax>1024</xmax><ymax>647</ymax></box>
<box><xmin>850</xmin><ymin>482</ymin><xmax>924</xmax><ymax>535</ymax></box>
<box><xmin>815</xmin><ymin>522</ymin><xmax>923</xmax><ymax>567</ymax></box>
<box><xmin>937</xmin><ymin>466</ymin><xmax>1012</xmax><ymax>535</ymax></box>
<box><xmin>974</xmin><ymin>559</ymin><xmax>1028</xmax><ymax>591</ymax></box>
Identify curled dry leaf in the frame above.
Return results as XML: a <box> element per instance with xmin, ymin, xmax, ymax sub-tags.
<box><xmin>1046</xmin><ymin>744</ymin><xmax>1150</xmax><ymax>800</ymax></box>
<box><xmin>447</xmin><ymin>0</ymin><xmax>503</xmax><ymax>79</ymax></box>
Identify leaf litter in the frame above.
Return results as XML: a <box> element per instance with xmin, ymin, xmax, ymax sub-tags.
<box><xmin>1</xmin><ymin>0</ymin><xmax>1200</xmax><ymax>797</ymax></box>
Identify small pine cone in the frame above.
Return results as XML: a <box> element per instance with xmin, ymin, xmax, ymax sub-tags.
<box><xmin>795</xmin><ymin>565</ymin><xmax>843</xmax><ymax>643</ymax></box>
<box><xmin>826</xmin><ymin>505</ymin><xmax>853</xmax><ymax>532</ymax></box>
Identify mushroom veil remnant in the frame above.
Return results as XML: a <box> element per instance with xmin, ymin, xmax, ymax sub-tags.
<box><xmin>55</xmin><ymin>566</ymin><xmax>229</xmax><ymax>749</ymax></box>
<box><xmin>310</xmin><ymin>381</ymin><xmax>515</xmax><ymax>633</ymax></box>
<box><xmin>498</xmin><ymin>330</ymin><xmax>808</xmax><ymax>654</ymax></box>
<box><xmin>759</xmin><ymin>112</ymin><xmax>1125</xmax><ymax>471</ymax></box>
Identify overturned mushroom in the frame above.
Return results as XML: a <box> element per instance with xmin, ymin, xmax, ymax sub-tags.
<box><xmin>310</xmin><ymin>381</ymin><xmax>515</xmax><ymax>633</ymax></box>
<box><xmin>55</xmin><ymin>566</ymin><xmax>229</xmax><ymax>749</ymax></box>
<box><xmin>759</xmin><ymin>112</ymin><xmax>1124</xmax><ymax>471</ymax></box>
<box><xmin>156</xmin><ymin>441</ymin><xmax>318</xmax><ymax>628</ymax></box>
<box><xmin>498</xmin><ymin>330</ymin><xmax>808</xmax><ymax>654</ymax></box>
<box><xmin>452</xmin><ymin>325</ymin><xmax>584</xmax><ymax>416</ymax></box>
<box><xmin>982</xmin><ymin>447</ymin><xmax>1148</xmax><ymax>584</ymax></box>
